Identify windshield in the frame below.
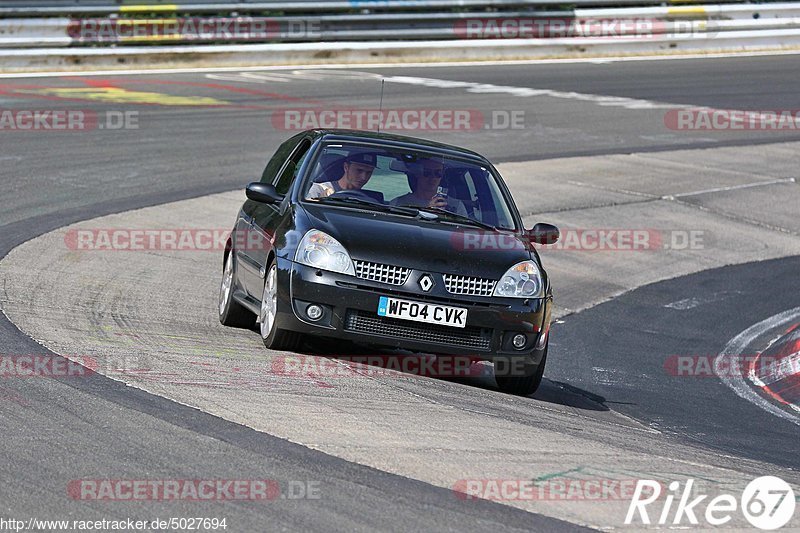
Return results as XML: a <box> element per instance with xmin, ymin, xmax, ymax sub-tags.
<box><xmin>302</xmin><ymin>142</ymin><xmax>517</xmax><ymax>230</ymax></box>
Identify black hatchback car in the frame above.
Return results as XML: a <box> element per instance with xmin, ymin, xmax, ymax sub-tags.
<box><xmin>218</xmin><ymin>130</ymin><xmax>559</xmax><ymax>395</ymax></box>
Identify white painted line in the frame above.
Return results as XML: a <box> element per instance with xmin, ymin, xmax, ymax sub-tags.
<box><xmin>714</xmin><ymin>307</ymin><xmax>800</xmax><ymax>426</ymax></box>
<box><xmin>200</xmin><ymin>71</ymin><xmax>797</xmax><ymax>123</ymax></box>
<box><xmin>567</xmin><ymin>180</ymin><xmax>659</xmax><ymax>199</ymax></box>
<box><xmin>381</xmin><ymin>74</ymin><xmax>682</xmax><ymax>110</ymax></box>
<box><xmin>207</xmin><ymin>72</ymin><xmax>292</xmax><ymax>83</ymax></box>
<box><xmin>2</xmin><ymin>49</ymin><xmax>800</xmax><ymax>79</ymax></box>
<box><xmin>666</xmin><ymin>177</ymin><xmax>797</xmax><ymax>199</ymax></box>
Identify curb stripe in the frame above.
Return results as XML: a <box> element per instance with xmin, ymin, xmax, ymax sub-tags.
<box><xmin>667</xmin><ymin>7</ymin><xmax>707</xmax><ymax>16</ymax></box>
<box><xmin>746</xmin><ymin>334</ymin><xmax>800</xmax><ymax>414</ymax></box>
<box><xmin>119</xmin><ymin>5</ymin><xmax>178</xmax><ymax>13</ymax></box>
<box><xmin>715</xmin><ymin>307</ymin><xmax>800</xmax><ymax>426</ymax></box>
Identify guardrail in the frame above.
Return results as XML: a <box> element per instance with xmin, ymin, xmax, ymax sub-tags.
<box><xmin>0</xmin><ymin>0</ymin><xmax>779</xmax><ymax>17</ymax></box>
<box><xmin>1</xmin><ymin>1</ymin><xmax>799</xmax><ymax>71</ymax></box>
<box><xmin>2</xmin><ymin>3</ymin><xmax>800</xmax><ymax>47</ymax></box>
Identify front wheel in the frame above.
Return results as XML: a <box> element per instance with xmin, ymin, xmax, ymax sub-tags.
<box><xmin>494</xmin><ymin>346</ymin><xmax>547</xmax><ymax>396</ymax></box>
<box><xmin>259</xmin><ymin>262</ymin><xmax>302</xmax><ymax>351</ymax></box>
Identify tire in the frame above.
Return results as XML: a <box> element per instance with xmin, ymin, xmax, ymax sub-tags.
<box><xmin>259</xmin><ymin>261</ymin><xmax>302</xmax><ymax>351</ymax></box>
<box><xmin>494</xmin><ymin>345</ymin><xmax>547</xmax><ymax>396</ymax></box>
<box><xmin>219</xmin><ymin>251</ymin><xmax>255</xmax><ymax>328</ymax></box>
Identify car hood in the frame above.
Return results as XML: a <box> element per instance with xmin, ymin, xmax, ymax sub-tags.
<box><xmin>301</xmin><ymin>204</ymin><xmax>534</xmax><ymax>278</ymax></box>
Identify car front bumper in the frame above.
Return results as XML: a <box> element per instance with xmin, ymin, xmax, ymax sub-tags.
<box><xmin>272</xmin><ymin>257</ymin><xmax>550</xmax><ymax>365</ymax></box>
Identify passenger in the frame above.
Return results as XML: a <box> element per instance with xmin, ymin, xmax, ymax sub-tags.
<box><xmin>390</xmin><ymin>158</ymin><xmax>468</xmax><ymax>216</ymax></box>
<box><xmin>307</xmin><ymin>152</ymin><xmax>377</xmax><ymax>199</ymax></box>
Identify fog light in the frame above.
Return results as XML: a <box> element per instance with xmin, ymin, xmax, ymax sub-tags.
<box><xmin>512</xmin><ymin>334</ymin><xmax>527</xmax><ymax>350</ymax></box>
<box><xmin>306</xmin><ymin>304</ymin><xmax>323</xmax><ymax>321</ymax></box>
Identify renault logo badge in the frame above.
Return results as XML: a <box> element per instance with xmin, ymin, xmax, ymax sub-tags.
<box><xmin>418</xmin><ymin>274</ymin><xmax>434</xmax><ymax>292</ymax></box>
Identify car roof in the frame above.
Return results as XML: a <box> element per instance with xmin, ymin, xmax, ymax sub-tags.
<box><xmin>305</xmin><ymin>129</ymin><xmax>490</xmax><ymax>164</ymax></box>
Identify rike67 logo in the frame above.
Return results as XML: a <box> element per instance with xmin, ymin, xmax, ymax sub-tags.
<box><xmin>626</xmin><ymin>476</ymin><xmax>796</xmax><ymax>530</ymax></box>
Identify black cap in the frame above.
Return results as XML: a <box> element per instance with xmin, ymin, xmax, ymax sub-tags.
<box><xmin>345</xmin><ymin>152</ymin><xmax>377</xmax><ymax>167</ymax></box>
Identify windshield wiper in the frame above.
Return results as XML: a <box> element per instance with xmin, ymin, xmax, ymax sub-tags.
<box><xmin>314</xmin><ymin>196</ymin><xmax>420</xmax><ymax>217</ymax></box>
<box><xmin>412</xmin><ymin>206</ymin><xmax>499</xmax><ymax>231</ymax></box>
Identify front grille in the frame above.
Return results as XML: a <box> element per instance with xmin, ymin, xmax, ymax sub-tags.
<box><xmin>354</xmin><ymin>260</ymin><xmax>410</xmax><ymax>286</ymax></box>
<box><xmin>344</xmin><ymin>310</ymin><xmax>492</xmax><ymax>351</ymax></box>
<box><xmin>443</xmin><ymin>274</ymin><xmax>496</xmax><ymax>297</ymax></box>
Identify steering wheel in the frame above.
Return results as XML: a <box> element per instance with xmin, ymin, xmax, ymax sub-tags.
<box><xmin>330</xmin><ymin>189</ymin><xmax>382</xmax><ymax>204</ymax></box>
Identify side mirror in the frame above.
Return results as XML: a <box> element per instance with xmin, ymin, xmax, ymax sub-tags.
<box><xmin>527</xmin><ymin>223</ymin><xmax>560</xmax><ymax>245</ymax></box>
<box><xmin>246</xmin><ymin>182</ymin><xmax>284</xmax><ymax>204</ymax></box>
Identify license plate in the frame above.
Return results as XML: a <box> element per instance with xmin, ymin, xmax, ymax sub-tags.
<box><xmin>377</xmin><ymin>296</ymin><xmax>467</xmax><ymax>328</ymax></box>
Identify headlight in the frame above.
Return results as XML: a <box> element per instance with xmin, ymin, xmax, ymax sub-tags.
<box><xmin>493</xmin><ymin>261</ymin><xmax>543</xmax><ymax>298</ymax></box>
<box><xmin>295</xmin><ymin>230</ymin><xmax>355</xmax><ymax>276</ymax></box>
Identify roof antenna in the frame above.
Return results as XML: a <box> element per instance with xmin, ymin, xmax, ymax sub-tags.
<box><xmin>377</xmin><ymin>79</ymin><xmax>385</xmax><ymax>133</ymax></box>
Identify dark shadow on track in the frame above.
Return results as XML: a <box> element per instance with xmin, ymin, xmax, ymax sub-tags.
<box><xmin>262</xmin><ymin>334</ymin><xmax>613</xmax><ymax>411</ymax></box>
<box><xmin>547</xmin><ymin>255</ymin><xmax>800</xmax><ymax>469</ymax></box>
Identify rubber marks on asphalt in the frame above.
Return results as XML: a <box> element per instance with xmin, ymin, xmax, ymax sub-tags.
<box><xmin>663</xmin><ymin>291</ymin><xmax>743</xmax><ymax>310</ymax></box>
<box><xmin>716</xmin><ymin>307</ymin><xmax>800</xmax><ymax>425</ymax></box>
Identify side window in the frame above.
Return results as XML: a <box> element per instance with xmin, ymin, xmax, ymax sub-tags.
<box><xmin>274</xmin><ymin>139</ymin><xmax>312</xmax><ymax>195</ymax></box>
<box><xmin>469</xmin><ymin>168</ymin><xmax>515</xmax><ymax>229</ymax></box>
<box><xmin>259</xmin><ymin>132</ymin><xmax>306</xmax><ymax>183</ymax></box>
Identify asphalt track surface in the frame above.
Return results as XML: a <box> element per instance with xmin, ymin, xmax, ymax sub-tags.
<box><xmin>551</xmin><ymin>255</ymin><xmax>800</xmax><ymax>470</ymax></box>
<box><xmin>1</xmin><ymin>54</ymin><xmax>799</xmax><ymax>530</ymax></box>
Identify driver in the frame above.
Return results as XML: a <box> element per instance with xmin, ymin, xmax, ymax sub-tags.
<box><xmin>390</xmin><ymin>157</ymin><xmax>468</xmax><ymax>216</ymax></box>
<box><xmin>307</xmin><ymin>152</ymin><xmax>377</xmax><ymax>199</ymax></box>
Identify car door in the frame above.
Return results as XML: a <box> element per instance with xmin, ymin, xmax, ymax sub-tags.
<box><xmin>239</xmin><ymin>135</ymin><xmax>314</xmax><ymax>297</ymax></box>
<box><xmin>236</xmin><ymin>133</ymin><xmax>304</xmax><ymax>297</ymax></box>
